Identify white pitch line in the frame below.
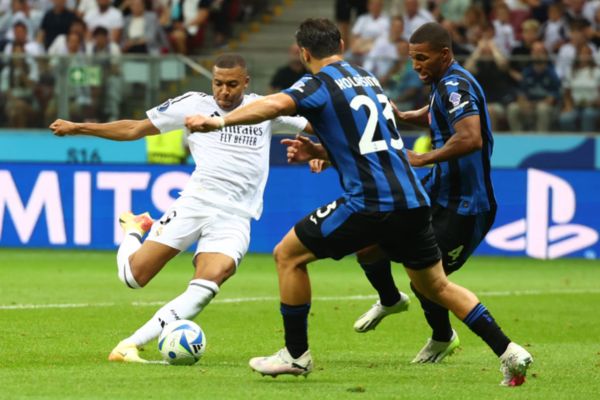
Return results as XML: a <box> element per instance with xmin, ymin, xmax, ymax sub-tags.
<box><xmin>0</xmin><ymin>302</ymin><xmax>117</xmax><ymax>310</ymax></box>
<box><xmin>1</xmin><ymin>288</ymin><xmax>600</xmax><ymax>311</ymax></box>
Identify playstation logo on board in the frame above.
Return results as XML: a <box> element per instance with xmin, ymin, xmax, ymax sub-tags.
<box><xmin>486</xmin><ymin>169</ymin><xmax>598</xmax><ymax>259</ymax></box>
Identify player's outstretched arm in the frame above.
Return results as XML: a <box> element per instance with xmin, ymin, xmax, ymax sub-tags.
<box><xmin>392</xmin><ymin>103</ymin><xmax>430</xmax><ymax>128</ymax></box>
<box><xmin>409</xmin><ymin>115</ymin><xmax>482</xmax><ymax>167</ymax></box>
<box><xmin>185</xmin><ymin>93</ymin><xmax>297</xmax><ymax>133</ymax></box>
<box><xmin>49</xmin><ymin>118</ymin><xmax>159</xmax><ymax>141</ymax></box>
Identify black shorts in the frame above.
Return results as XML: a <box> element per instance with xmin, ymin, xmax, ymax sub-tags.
<box><xmin>294</xmin><ymin>198</ymin><xmax>441</xmax><ymax>270</ymax></box>
<box><xmin>431</xmin><ymin>203</ymin><xmax>497</xmax><ymax>274</ymax></box>
<box><xmin>335</xmin><ymin>0</ymin><xmax>368</xmax><ymax>22</ymax></box>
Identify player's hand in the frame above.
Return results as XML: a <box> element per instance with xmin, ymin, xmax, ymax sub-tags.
<box><xmin>309</xmin><ymin>159</ymin><xmax>330</xmax><ymax>173</ymax></box>
<box><xmin>185</xmin><ymin>115</ymin><xmax>221</xmax><ymax>133</ymax></box>
<box><xmin>406</xmin><ymin>149</ymin><xmax>427</xmax><ymax>167</ymax></box>
<box><xmin>49</xmin><ymin>119</ymin><xmax>77</xmax><ymax>136</ymax></box>
<box><xmin>280</xmin><ymin>134</ymin><xmax>319</xmax><ymax>164</ymax></box>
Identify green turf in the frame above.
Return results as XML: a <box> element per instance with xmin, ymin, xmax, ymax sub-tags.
<box><xmin>1</xmin><ymin>249</ymin><xmax>600</xmax><ymax>399</ymax></box>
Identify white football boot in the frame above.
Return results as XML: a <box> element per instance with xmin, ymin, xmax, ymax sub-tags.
<box><xmin>499</xmin><ymin>342</ymin><xmax>533</xmax><ymax>386</ymax></box>
<box><xmin>411</xmin><ymin>329</ymin><xmax>460</xmax><ymax>363</ymax></box>
<box><xmin>108</xmin><ymin>340</ymin><xmax>148</xmax><ymax>363</ymax></box>
<box><xmin>249</xmin><ymin>348</ymin><xmax>313</xmax><ymax>377</ymax></box>
<box><xmin>353</xmin><ymin>292</ymin><xmax>411</xmax><ymax>333</ymax></box>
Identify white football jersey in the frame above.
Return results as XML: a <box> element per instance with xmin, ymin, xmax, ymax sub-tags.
<box><xmin>146</xmin><ymin>92</ymin><xmax>307</xmax><ymax>219</ymax></box>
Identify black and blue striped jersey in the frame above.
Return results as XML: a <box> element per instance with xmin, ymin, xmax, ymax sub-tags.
<box><xmin>423</xmin><ymin>61</ymin><xmax>496</xmax><ymax>215</ymax></box>
<box><xmin>283</xmin><ymin>61</ymin><xmax>429</xmax><ymax>212</ymax></box>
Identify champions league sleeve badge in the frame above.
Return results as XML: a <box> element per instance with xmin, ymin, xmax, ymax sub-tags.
<box><xmin>449</xmin><ymin>92</ymin><xmax>461</xmax><ymax>108</ymax></box>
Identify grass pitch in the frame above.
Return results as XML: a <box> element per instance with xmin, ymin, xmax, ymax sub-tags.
<box><xmin>1</xmin><ymin>249</ymin><xmax>600</xmax><ymax>399</ymax></box>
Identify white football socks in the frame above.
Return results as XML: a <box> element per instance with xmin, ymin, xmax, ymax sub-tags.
<box><xmin>127</xmin><ymin>279</ymin><xmax>220</xmax><ymax>347</ymax></box>
<box><xmin>116</xmin><ymin>233</ymin><xmax>143</xmax><ymax>289</ymax></box>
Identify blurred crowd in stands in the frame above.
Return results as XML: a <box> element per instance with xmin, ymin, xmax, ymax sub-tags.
<box><xmin>331</xmin><ymin>0</ymin><xmax>600</xmax><ymax>133</ymax></box>
<box><xmin>0</xmin><ymin>0</ymin><xmax>268</xmax><ymax>126</ymax></box>
<box><xmin>0</xmin><ymin>0</ymin><xmax>599</xmax><ymax>133</ymax></box>
<box><xmin>0</xmin><ymin>0</ymin><xmax>270</xmax><ymax>55</ymax></box>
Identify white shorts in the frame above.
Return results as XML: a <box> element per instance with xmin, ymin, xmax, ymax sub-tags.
<box><xmin>146</xmin><ymin>195</ymin><xmax>251</xmax><ymax>266</ymax></box>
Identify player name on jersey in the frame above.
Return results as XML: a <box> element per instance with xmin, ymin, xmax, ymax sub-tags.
<box><xmin>334</xmin><ymin>75</ymin><xmax>381</xmax><ymax>90</ymax></box>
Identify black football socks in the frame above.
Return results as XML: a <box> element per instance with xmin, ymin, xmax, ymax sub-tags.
<box><xmin>280</xmin><ymin>303</ymin><xmax>310</xmax><ymax>358</ymax></box>
<box><xmin>463</xmin><ymin>303</ymin><xmax>511</xmax><ymax>356</ymax></box>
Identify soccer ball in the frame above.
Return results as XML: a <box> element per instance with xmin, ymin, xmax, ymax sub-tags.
<box><xmin>158</xmin><ymin>319</ymin><xmax>206</xmax><ymax>365</ymax></box>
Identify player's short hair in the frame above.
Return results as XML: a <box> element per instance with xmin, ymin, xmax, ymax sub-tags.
<box><xmin>409</xmin><ymin>22</ymin><xmax>452</xmax><ymax>51</ymax></box>
<box><xmin>214</xmin><ymin>54</ymin><xmax>247</xmax><ymax>70</ymax></box>
<box><xmin>295</xmin><ymin>18</ymin><xmax>342</xmax><ymax>59</ymax></box>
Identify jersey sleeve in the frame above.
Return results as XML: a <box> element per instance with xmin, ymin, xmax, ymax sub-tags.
<box><xmin>270</xmin><ymin>115</ymin><xmax>308</xmax><ymax>134</ymax></box>
<box><xmin>282</xmin><ymin>75</ymin><xmax>328</xmax><ymax>113</ymax></box>
<box><xmin>146</xmin><ymin>92</ymin><xmax>202</xmax><ymax>133</ymax></box>
<box><xmin>437</xmin><ymin>77</ymin><xmax>480</xmax><ymax>126</ymax></box>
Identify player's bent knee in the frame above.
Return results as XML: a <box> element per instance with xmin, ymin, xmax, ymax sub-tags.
<box><xmin>272</xmin><ymin>242</ymin><xmax>281</xmax><ymax>262</ymax></box>
<box><xmin>273</xmin><ymin>244</ymin><xmax>298</xmax><ymax>272</ymax></box>
<box><xmin>273</xmin><ymin>242</ymin><xmax>287</xmax><ymax>265</ymax></box>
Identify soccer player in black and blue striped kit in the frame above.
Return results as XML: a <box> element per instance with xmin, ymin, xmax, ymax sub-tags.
<box><xmin>353</xmin><ymin>24</ymin><xmax>498</xmax><ymax>334</ymax></box>
<box><xmin>351</xmin><ymin>22</ymin><xmax>532</xmax><ymax>383</ymax></box>
<box><xmin>185</xmin><ymin>19</ymin><xmax>532</xmax><ymax>386</ymax></box>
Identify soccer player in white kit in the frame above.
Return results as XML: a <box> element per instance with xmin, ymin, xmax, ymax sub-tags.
<box><xmin>49</xmin><ymin>54</ymin><xmax>310</xmax><ymax>363</ymax></box>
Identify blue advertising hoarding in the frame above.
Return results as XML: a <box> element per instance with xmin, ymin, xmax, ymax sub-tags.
<box><xmin>0</xmin><ymin>163</ymin><xmax>598</xmax><ymax>259</ymax></box>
